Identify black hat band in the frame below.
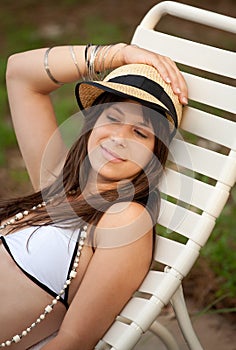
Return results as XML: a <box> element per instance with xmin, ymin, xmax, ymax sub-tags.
<box><xmin>109</xmin><ymin>75</ymin><xmax>178</xmax><ymax>128</ymax></box>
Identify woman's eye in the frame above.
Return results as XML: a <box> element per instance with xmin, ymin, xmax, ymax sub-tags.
<box><xmin>107</xmin><ymin>115</ymin><xmax>120</xmax><ymax>123</ymax></box>
<box><xmin>134</xmin><ymin>129</ymin><xmax>148</xmax><ymax>139</ymax></box>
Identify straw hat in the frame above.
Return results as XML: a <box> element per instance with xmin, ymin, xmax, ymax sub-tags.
<box><xmin>75</xmin><ymin>64</ymin><xmax>183</xmax><ymax>136</ymax></box>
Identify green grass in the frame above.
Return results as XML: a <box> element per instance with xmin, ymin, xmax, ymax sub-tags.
<box><xmin>0</xmin><ymin>57</ymin><xmax>17</xmax><ymax>165</ymax></box>
<box><xmin>202</xmin><ymin>187</ymin><xmax>236</xmax><ymax>298</ymax></box>
<box><xmin>83</xmin><ymin>15</ymin><xmax>124</xmax><ymax>44</ymax></box>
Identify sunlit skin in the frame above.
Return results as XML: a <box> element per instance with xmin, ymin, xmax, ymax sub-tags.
<box><xmin>86</xmin><ymin>101</ymin><xmax>155</xmax><ymax>193</ymax></box>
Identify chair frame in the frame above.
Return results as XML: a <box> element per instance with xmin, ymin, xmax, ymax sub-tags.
<box><xmin>95</xmin><ymin>2</ymin><xmax>236</xmax><ymax>349</ymax></box>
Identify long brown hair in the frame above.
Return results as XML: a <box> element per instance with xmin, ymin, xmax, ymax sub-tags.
<box><xmin>0</xmin><ymin>93</ymin><xmax>170</xmax><ymax>238</ymax></box>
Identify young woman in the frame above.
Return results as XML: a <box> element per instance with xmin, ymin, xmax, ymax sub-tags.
<box><xmin>1</xmin><ymin>43</ymin><xmax>188</xmax><ymax>349</ymax></box>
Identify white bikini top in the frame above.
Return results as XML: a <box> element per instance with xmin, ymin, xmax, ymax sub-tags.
<box><xmin>0</xmin><ymin>225</ymin><xmax>80</xmax><ymax>306</ymax></box>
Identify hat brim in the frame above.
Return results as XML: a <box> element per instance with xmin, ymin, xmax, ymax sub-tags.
<box><xmin>75</xmin><ymin>81</ymin><xmax>176</xmax><ymax>132</ymax></box>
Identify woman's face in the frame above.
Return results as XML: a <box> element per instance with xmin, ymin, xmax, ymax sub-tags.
<box><xmin>87</xmin><ymin>100</ymin><xmax>155</xmax><ymax>185</ymax></box>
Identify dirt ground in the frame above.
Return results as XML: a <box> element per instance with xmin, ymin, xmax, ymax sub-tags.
<box><xmin>135</xmin><ymin>298</ymin><xmax>236</xmax><ymax>350</ymax></box>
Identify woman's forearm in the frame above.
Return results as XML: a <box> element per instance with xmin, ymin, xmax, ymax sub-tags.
<box><xmin>6</xmin><ymin>42</ymin><xmax>187</xmax><ymax>109</ymax></box>
<box><xmin>6</xmin><ymin>44</ymin><xmax>127</xmax><ymax>94</ymax></box>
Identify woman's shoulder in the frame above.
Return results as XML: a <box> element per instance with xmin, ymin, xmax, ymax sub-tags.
<box><xmin>101</xmin><ymin>201</ymin><xmax>150</xmax><ymax>225</ymax></box>
<box><xmin>94</xmin><ymin>201</ymin><xmax>153</xmax><ymax>248</ymax></box>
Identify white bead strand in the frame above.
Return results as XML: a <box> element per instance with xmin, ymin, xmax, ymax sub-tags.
<box><xmin>0</xmin><ymin>201</ymin><xmax>87</xmax><ymax>348</ymax></box>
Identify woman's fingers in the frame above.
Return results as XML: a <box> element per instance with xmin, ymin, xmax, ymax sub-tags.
<box><xmin>145</xmin><ymin>53</ymin><xmax>188</xmax><ymax>105</ymax></box>
<box><xmin>161</xmin><ymin>56</ymin><xmax>188</xmax><ymax>105</ymax></box>
<box><xmin>121</xmin><ymin>45</ymin><xmax>188</xmax><ymax>105</ymax></box>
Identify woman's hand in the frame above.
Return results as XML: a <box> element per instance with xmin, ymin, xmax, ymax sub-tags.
<box><xmin>116</xmin><ymin>44</ymin><xmax>188</xmax><ymax>105</ymax></box>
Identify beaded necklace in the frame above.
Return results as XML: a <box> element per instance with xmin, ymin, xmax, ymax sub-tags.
<box><xmin>0</xmin><ymin>199</ymin><xmax>87</xmax><ymax>348</ymax></box>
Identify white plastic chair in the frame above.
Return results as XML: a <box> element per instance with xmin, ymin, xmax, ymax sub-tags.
<box><xmin>95</xmin><ymin>2</ymin><xmax>236</xmax><ymax>349</ymax></box>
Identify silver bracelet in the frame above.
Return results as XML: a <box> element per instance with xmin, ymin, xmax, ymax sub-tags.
<box><xmin>85</xmin><ymin>43</ymin><xmax>92</xmax><ymax>73</ymax></box>
<box><xmin>88</xmin><ymin>45</ymin><xmax>101</xmax><ymax>80</ymax></box>
<box><xmin>85</xmin><ymin>44</ymin><xmax>105</xmax><ymax>80</ymax></box>
<box><xmin>100</xmin><ymin>45</ymin><xmax>113</xmax><ymax>75</ymax></box>
<box><xmin>69</xmin><ymin>45</ymin><xmax>85</xmax><ymax>81</ymax></box>
<box><xmin>44</xmin><ymin>47</ymin><xmax>64</xmax><ymax>85</ymax></box>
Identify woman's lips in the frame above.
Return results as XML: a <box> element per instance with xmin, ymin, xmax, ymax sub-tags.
<box><xmin>101</xmin><ymin>145</ymin><xmax>126</xmax><ymax>163</ymax></box>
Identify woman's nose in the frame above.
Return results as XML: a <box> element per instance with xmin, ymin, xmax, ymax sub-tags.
<box><xmin>110</xmin><ymin>135</ymin><xmax>127</xmax><ymax>148</ymax></box>
<box><xmin>110</xmin><ymin>125</ymin><xmax>128</xmax><ymax>147</ymax></box>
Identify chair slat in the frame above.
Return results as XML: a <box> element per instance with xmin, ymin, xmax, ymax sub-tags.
<box><xmin>153</xmin><ymin>236</ymin><xmax>202</xmax><ymax>274</ymax></box>
<box><xmin>158</xmin><ymin>200</ymin><xmax>201</xmax><ymax>239</ymax></box>
<box><xmin>138</xmin><ymin>270</ymin><xmax>166</xmax><ymax>295</ymax></box>
<box><xmin>102</xmin><ymin>320</ymin><xmax>142</xmax><ymax>349</ymax></box>
<box><xmin>132</xmin><ymin>28</ymin><xmax>236</xmax><ymax>78</ymax></box>
<box><xmin>182</xmin><ymin>73</ymin><xmax>236</xmax><ymax>113</ymax></box>
<box><xmin>168</xmin><ymin>139</ymin><xmax>234</xmax><ymax>183</ymax></box>
<box><xmin>159</xmin><ymin>168</ymin><xmax>216</xmax><ymax>211</ymax></box>
<box><xmin>153</xmin><ymin>235</ymin><xmax>184</xmax><ymax>266</ymax></box>
<box><xmin>139</xmin><ymin>1</ymin><xmax>236</xmax><ymax>34</ymax></box>
<box><xmin>181</xmin><ymin>107</ymin><xmax>236</xmax><ymax>150</ymax></box>
<box><xmin>157</xmin><ymin>198</ymin><xmax>218</xmax><ymax>243</ymax></box>
<box><xmin>119</xmin><ymin>296</ymin><xmax>164</xmax><ymax>331</ymax></box>
<box><xmin>160</xmin><ymin>169</ymin><xmax>231</xmax><ymax>217</ymax></box>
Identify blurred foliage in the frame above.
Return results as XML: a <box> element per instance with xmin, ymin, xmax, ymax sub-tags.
<box><xmin>0</xmin><ymin>0</ymin><xmax>235</xmax><ymax>310</ymax></box>
<box><xmin>202</xmin><ymin>187</ymin><xmax>236</xmax><ymax>298</ymax></box>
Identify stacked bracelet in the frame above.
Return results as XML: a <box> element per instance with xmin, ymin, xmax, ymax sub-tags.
<box><xmin>88</xmin><ymin>45</ymin><xmax>101</xmax><ymax>80</ymax></box>
<box><xmin>43</xmin><ymin>43</ymin><xmax>128</xmax><ymax>85</ymax></box>
<box><xmin>85</xmin><ymin>44</ymin><xmax>102</xmax><ymax>80</ymax></box>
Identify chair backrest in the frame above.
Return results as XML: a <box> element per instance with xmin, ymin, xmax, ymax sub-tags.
<box><xmin>95</xmin><ymin>2</ymin><xmax>236</xmax><ymax>349</ymax></box>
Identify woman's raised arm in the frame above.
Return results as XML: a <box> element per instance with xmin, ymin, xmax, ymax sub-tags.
<box><xmin>6</xmin><ymin>44</ymin><xmax>188</xmax><ymax>190</ymax></box>
<box><xmin>6</xmin><ymin>45</ymin><xmax>89</xmax><ymax>191</ymax></box>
